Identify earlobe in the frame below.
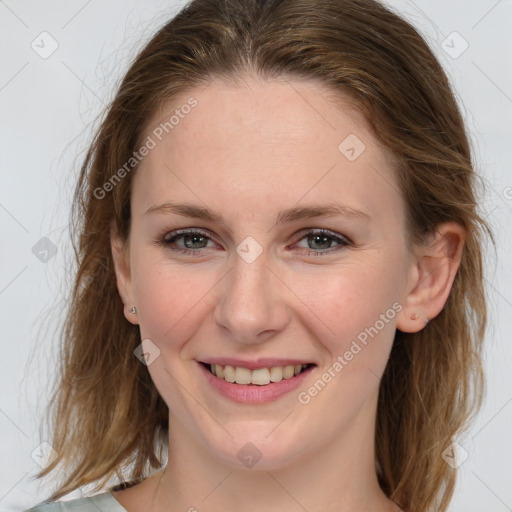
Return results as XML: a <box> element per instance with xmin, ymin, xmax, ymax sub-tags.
<box><xmin>110</xmin><ymin>219</ymin><xmax>139</xmax><ymax>325</ymax></box>
<box><xmin>396</xmin><ymin>222</ymin><xmax>466</xmax><ymax>333</ymax></box>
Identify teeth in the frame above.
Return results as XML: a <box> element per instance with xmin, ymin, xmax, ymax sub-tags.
<box><xmin>252</xmin><ymin>368</ymin><xmax>271</xmax><ymax>385</ymax></box>
<box><xmin>235</xmin><ymin>367</ymin><xmax>252</xmax><ymax>385</ymax></box>
<box><xmin>223</xmin><ymin>365</ymin><xmax>235</xmax><ymax>383</ymax></box>
<box><xmin>208</xmin><ymin>363</ymin><xmax>310</xmax><ymax>385</ymax></box>
<box><xmin>282</xmin><ymin>365</ymin><xmax>295</xmax><ymax>379</ymax></box>
<box><xmin>269</xmin><ymin>367</ymin><xmax>283</xmax><ymax>382</ymax></box>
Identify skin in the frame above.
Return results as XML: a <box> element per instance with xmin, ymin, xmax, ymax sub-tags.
<box><xmin>110</xmin><ymin>74</ymin><xmax>465</xmax><ymax>512</ymax></box>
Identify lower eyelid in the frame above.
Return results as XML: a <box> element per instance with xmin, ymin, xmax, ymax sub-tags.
<box><xmin>292</xmin><ymin>241</ymin><xmax>348</xmax><ymax>254</ymax></box>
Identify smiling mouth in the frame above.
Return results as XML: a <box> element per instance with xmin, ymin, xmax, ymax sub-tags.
<box><xmin>200</xmin><ymin>362</ymin><xmax>314</xmax><ymax>385</ymax></box>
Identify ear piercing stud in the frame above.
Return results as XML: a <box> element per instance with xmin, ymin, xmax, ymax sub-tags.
<box><xmin>130</xmin><ymin>306</ymin><xmax>137</xmax><ymax>314</ymax></box>
<box><xmin>411</xmin><ymin>312</ymin><xmax>429</xmax><ymax>325</ymax></box>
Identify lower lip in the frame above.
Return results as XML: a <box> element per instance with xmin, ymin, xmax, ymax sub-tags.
<box><xmin>198</xmin><ymin>362</ymin><xmax>315</xmax><ymax>404</ymax></box>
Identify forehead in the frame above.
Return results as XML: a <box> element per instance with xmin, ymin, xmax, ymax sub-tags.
<box><xmin>145</xmin><ymin>75</ymin><xmax>372</xmax><ymax>155</ymax></box>
<box><xmin>132</xmin><ymin>76</ymin><xmax>403</xmax><ymax>225</ymax></box>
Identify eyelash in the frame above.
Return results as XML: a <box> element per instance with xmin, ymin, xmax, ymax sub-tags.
<box><xmin>155</xmin><ymin>228</ymin><xmax>352</xmax><ymax>256</ymax></box>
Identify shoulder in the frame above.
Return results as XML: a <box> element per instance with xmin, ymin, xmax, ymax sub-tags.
<box><xmin>25</xmin><ymin>492</ymin><xmax>127</xmax><ymax>512</ymax></box>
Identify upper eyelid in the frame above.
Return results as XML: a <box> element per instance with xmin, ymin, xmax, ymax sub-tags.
<box><xmin>164</xmin><ymin>228</ymin><xmax>215</xmax><ymax>242</ymax></box>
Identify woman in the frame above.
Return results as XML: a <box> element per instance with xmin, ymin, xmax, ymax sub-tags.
<box><xmin>27</xmin><ymin>0</ymin><xmax>491</xmax><ymax>511</ymax></box>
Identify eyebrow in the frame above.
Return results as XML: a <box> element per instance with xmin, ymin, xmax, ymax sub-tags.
<box><xmin>144</xmin><ymin>201</ymin><xmax>371</xmax><ymax>224</ymax></box>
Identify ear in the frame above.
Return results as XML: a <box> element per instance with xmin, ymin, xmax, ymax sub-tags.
<box><xmin>110</xmin><ymin>219</ymin><xmax>139</xmax><ymax>325</ymax></box>
<box><xmin>396</xmin><ymin>221</ymin><xmax>466</xmax><ymax>333</ymax></box>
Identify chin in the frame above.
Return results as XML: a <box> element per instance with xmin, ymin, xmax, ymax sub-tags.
<box><xmin>198</xmin><ymin>423</ymin><xmax>309</xmax><ymax>471</ymax></box>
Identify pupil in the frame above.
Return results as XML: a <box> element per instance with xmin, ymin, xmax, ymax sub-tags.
<box><xmin>310</xmin><ymin>234</ymin><xmax>331</xmax><ymax>250</ymax></box>
<box><xmin>184</xmin><ymin>235</ymin><xmax>206</xmax><ymax>249</ymax></box>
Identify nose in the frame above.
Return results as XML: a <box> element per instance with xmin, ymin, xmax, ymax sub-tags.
<box><xmin>213</xmin><ymin>250</ymin><xmax>291</xmax><ymax>344</ymax></box>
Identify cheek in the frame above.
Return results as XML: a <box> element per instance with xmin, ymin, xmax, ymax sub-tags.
<box><xmin>294</xmin><ymin>266</ymin><xmax>401</xmax><ymax>419</ymax></box>
<box><xmin>299</xmin><ymin>260</ymin><xmax>400</xmax><ymax>345</ymax></box>
<box><xmin>131</xmin><ymin>251</ymin><xmax>221</xmax><ymax>357</ymax></box>
<box><xmin>294</xmin><ymin>265</ymin><xmax>403</xmax><ymax>408</ymax></box>
<box><xmin>135</xmin><ymin>271</ymin><xmax>198</xmax><ymax>341</ymax></box>
<box><xmin>129</xmin><ymin>257</ymin><xmax>216</xmax><ymax>411</ymax></box>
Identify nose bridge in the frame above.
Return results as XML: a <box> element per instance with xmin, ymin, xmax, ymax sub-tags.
<box><xmin>214</xmin><ymin>250</ymin><xmax>289</xmax><ymax>342</ymax></box>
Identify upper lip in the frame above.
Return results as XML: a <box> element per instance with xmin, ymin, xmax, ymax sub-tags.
<box><xmin>199</xmin><ymin>358</ymin><xmax>315</xmax><ymax>370</ymax></box>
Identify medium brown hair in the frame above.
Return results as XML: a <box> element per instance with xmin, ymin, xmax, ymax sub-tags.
<box><xmin>36</xmin><ymin>1</ymin><xmax>492</xmax><ymax>510</ymax></box>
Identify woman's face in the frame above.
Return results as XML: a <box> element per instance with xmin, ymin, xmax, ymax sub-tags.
<box><xmin>114</xmin><ymin>76</ymin><xmax>418</xmax><ymax>469</ymax></box>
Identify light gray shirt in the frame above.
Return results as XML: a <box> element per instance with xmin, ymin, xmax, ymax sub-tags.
<box><xmin>26</xmin><ymin>492</ymin><xmax>127</xmax><ymax>512</ymax></box>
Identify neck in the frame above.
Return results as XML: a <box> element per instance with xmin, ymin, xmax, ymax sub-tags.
<box><xmin>152</xmin><ymin>395</ymin><xmax>400</xmax><ymax>512</ymax></box>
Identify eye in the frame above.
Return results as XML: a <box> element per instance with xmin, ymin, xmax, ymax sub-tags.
<box><xmin>159</xmin><ymin>229</ymin><xmax>217</xmax><ymax>255</ymax></box>
<box><xmin>291</xmin><ymin>228</ymin><xmax>351</xmax><ymax>255</ymax></box>
<box><xmin>155</xmin><ymin>227</ymin><xmax>351</xmax><ymax>257</ymax></box>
